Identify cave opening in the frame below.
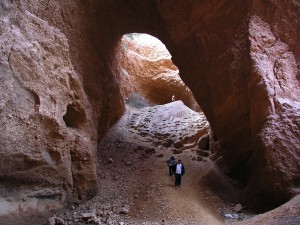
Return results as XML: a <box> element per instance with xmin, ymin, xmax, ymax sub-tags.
<box><xmin>1</xmin><ymin>1</ymin><xmax>300</xmax><ymax>224</ymax></box>
<box><xmin>113</xmin><ymin>33</ymin><xmax>201</xmax><ymax>112</ymax></box>
<box><xmin>96</xmin><ymin>32</ymin><xmax>256</xmax><ymax>221</ymax></box>
<box><xmin>110</xmin><ymin>32</ymin><xmax>212</xmax><ymax>155</ymax></box>
<box><xmin>95</xmin><ymin>30</ymin><xmax>292</xmax><ymax>221</ymax></box>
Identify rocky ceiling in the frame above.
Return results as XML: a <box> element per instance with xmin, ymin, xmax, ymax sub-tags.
<box><xmin>0</xmin><ymin>0</ymin><xmax>299</xmax><ymax>213</ymax></box>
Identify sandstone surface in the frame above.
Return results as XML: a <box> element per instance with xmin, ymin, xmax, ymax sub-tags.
<box><xmin>124</xmin><ymin>100</ymin><xmax>209</xmax><ymax>150</ymax></box>
<box><xmin>0</xmin><ymin>1</ymin><xmax>97</xmax><ymax>217</ymax></box>
<box><xmin>0</xmin><ymin>0</ymin><xmax>300</xmax><ymax>219</ymax></box>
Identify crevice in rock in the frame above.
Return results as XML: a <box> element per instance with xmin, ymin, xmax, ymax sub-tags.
<box><xmin>63</xmin><ymin>101</ymin><xmax>86</xmax><ymax>128</ymax></box>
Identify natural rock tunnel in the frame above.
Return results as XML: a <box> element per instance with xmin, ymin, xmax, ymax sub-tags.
<box><xmin>1</xmin><ymin>0</ymin><xmax>300</xmax><ymax>223</ymax></box>
<box><xmin>113</xmin><ymin>33</ymin><xmax>201</xmax><ymax>111</ymax></box>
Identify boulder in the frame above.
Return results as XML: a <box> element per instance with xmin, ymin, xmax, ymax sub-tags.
<box><xmin>197</xmin><ymin>135</ymin><xmax>210</xmax><ymax>150</ymax></box>
<box><xmin>173</xmin><ymin>139</ymin><xmax>184</xmax><ymax>149</ymax></box>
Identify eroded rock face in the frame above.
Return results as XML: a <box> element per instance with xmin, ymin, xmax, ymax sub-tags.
<box><xmin>0</xmin><ymin>1</ymin><xmax>97</xmax><ymax>216</ymax></box>
<box><xmin>125</xmin><ymin>101</ymin><xmax>209</xmax><ymax>150</ymax></box>
<box><xmin>154</xmin><ymin>0</ymin><xmax>300</xmax><ymax>209</ymax></box>
<box><xmin>113</xmin><ymin>33</ymin><xmax>201</xmax><ymax>111</ymax></box>
<box><xmin>246</xmin><ymin>13</ymin><xmax>300</xmax><ymax>208</ymax></box>
<box><xmin>1</xmin><ymin>0</ymin><xmax>300</xmax><ymax>217</ymax></box>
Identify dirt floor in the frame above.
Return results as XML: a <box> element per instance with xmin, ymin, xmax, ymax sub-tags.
<box><xmin>51</xmin><ymin>101</ymin><xmax>300</xmax><ymax>224</ymax></box>
<box><xmin>53</xmin><ymin>102</ymin><xmax>255</xmax><ymax>224</ymax></box>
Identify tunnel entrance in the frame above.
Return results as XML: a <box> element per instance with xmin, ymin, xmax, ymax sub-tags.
<box><xmin>93</xmin><ymin>33</ymin><xmax>292</xmax><ymax>223</ymax></box>
<box><xmin>112</xmin><ymin>33</ymin><xmax>201</xmax><ymax>112</ymax></box>
<box><xmin>111</xmin><ymin>33</ymin><xmax>210</xmax><ymax>154</ymax></box>
<box><xmin>92</xmin><ymin>33</ymin><xmax>255</xmax><ymax>223</ymax></box>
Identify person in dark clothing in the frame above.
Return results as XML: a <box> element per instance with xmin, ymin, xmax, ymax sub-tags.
<box><xmin>166</xmin><ymin>156</ymin><xmax>176</xmax><ymax>176</ymax></box>
<box><xmin>174</xmin><ymin>159</ymin><xmax>185</xmax><ymax>188</ymax></box>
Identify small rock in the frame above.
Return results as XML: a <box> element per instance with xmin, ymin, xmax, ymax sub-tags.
<box><xmin>233</xmin><ymin>203</ymin><xmax>243</xmax><ymax>212</ymax></box>
<box><xmin>82</xmin><ymin>212</ymin><xmax>96</xmax><ymax>221</ymax></box>
<box><xmin>173</xmin><ymin>149</ymin><xmax>183</xmax><ymax>154</ymax></box>
<box><xmin>125</xmin><ymin>162</ymin><xmax>132</xmax><ymax>165</ymax></box>
<box><xmin>97</xmin><ymin>210</ymin><xmax>104</xmax><ymax>216</ymax></box>
<box><xmin>119</xmin><ymin>207</ymin><xmax>129</xmax><ymax>214</ymax></box>
<box><xmin>106</xmin><ymin>217</ymin><xmax>114</xmax><ymax>224</ymax></box>
<box><xmin>108</xmin><ymin>158</ymin><xmax>114</xmax><ymax>163</ymax></box>
<box><xmin>47</xmin><ymin>216</ymin><xmax>65</xmax><ymax>225</ymax></box>
<box><xmin>224</xmin><ymin>213</ymin><xmax>238</xmax><ymax>219</ymax></box>
<box><xmin>196</xmin><ymin>156</ymin><xmax>203</xmax><ymax>161</ymax></box>
<box><xmin>173</xmin><ymin>139</ymin><xmax>183</xmax><ymax>149</ymax></box>
<box><xmin>197</xmin><ymin>134</ymin><xmax>210</xmax><ymax>150</ymax></box>
<box><xmin>145</xmin><ymin>148</ymin><xmax>156</xmax><ymax>154</ymax></box>
<box><xmin>163</xmin><ymin>139</ymin><xmax>172</xmax><ymax>147</ymax></box>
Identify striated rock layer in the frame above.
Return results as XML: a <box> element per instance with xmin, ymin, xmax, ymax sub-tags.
<box><xmin>0</xmin><ymin>0</ymin><xmax>300</xmax><ymax>216</ymax></box>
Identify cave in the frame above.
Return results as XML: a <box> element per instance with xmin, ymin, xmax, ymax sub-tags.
<box><xmin>114</xmin><ymin>32</ymin><xmax>201</xmax><ymax>111</ymax></box>
<box><xmin>0</xmin><ymin>1</ymin><xmax>300</xmax><ymax>224</ymax></box>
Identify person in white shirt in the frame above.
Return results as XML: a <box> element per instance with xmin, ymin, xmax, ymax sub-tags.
<box><xmin>175</xmin><ymin>159</ymin><xmax>185</xmax><ymax>188</ymax></box>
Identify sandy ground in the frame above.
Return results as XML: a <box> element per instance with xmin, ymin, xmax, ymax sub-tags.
<box><xmin>85</xmin><ymin>103</ymin><xmax>248</xmax><ymax>224</ymax></box>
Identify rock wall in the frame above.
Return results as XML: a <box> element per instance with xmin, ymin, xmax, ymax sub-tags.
<box><xmin>0</xmin><ymin>0</ymin><xmax>98</xmax><ymax>216</ymax></box>
<box><xmin>246</xmin><ymin>1</ymin><xmax>300</xmax><ymax>209</ymax></box>
<box><xmin>155</xmin><ymin>0</ymin><xmax>300</xmax><ymax>209</ymax></box>
<box><xmin>113</xmin><ymin>33</ymin><xmax>201</xmax><ymax>111</ymax></box>
<box><xmin>1</xmin><ymin>0</ymin><xmax>300</xmax><ymax>216</ymax></box>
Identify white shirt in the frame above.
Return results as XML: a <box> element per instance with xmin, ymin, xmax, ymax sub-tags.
<box><xmin>176</xmin><ymin>164</ymin><xmax>182</xmax><ymax>174</ymax></box>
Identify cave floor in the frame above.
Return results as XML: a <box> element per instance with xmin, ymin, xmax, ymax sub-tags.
<box><xmin>57</xmin><ymin>101</ymin><xmax>300</xmax><ymax>225</ymax></box>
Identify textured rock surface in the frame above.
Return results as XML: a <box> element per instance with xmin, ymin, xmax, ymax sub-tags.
<box><xmin>113</xmin><ymin>33</ymin><xmax>201</xmax><ymax>111</ymax></box>
<box><xmin>245</xmin><ymin>13</ymin><xmax>300</xmax><ymax>209</ymax></box>
<box><xmin>1</xmin><ymin>0</ymin><xmax>300</xmax><ymax>218</ymax></box>
<box><xmin>155</xmin><ymin>0</ymin><xmax>300</xmax><ymax>209</ymax></box>
<box><xmin>0</xmin><ymin>0</ymin><xmax>97</xmax><ymax>217</ymax></box>
<box><xmin>125</xmin><ymin>100</ymin><xmax>209</xmax><ymax>150</ymax></box>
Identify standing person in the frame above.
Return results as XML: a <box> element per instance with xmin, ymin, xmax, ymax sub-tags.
<box><xmin>171</xmin><ymin>95</ymin><xmax>175</xmax><ymax>102</ymax></box>
<box><xmin>166</xmin><ymin>156</ymin><xmax>176</xmax><ymax>176</ymax></box>
<box><xmin>175</xmin><ymin>159</ymin><xmax>185</xmax><ymax>188</ymax></box>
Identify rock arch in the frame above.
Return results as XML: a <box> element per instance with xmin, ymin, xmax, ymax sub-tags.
<box><xmin>1</xmin><ymin>0</ymin><xmax>300</xmax><ymax>213</ymax></box>
<box><xmin>113</xmin><ymin>33</ymin><xmax>201</xmax><ymax>111</ymax></box>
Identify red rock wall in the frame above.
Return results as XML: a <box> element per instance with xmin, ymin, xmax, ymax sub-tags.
<box><xmin>1</xmin><ymin>0</ymin><xmax>299</xmax><ymax>213</ymax></box>
<box><xmin>0</xmin><ymin>0</ymin><xmax>99</xmax><ymax>204</ymax></box>
<box><xmin>246</xmin><ymin>1</ymin><xmax>300</xmax><ymax>209</ymax></box>
<box><xmin>155</xmin><ymin>0</ymin><xmax>300</xmax><ymax>209</ymax></box>
<box><xmin>156</xmin><ymin>0</ymin><xmax>254</xmax><ymax>186</ymax></box>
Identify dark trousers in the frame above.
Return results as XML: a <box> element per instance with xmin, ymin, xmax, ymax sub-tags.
<box><xmin>175</xmin><ymin>173</ymin><xmax>182</xmax><ymax>187</ymax></box>
<box><xmin>168</xmin><ymin>166</ymin><xmax>173</xmax><ymax>176</ymax></box>
<box><xmin>169</xmin><ymin>166</ymin><xmax>175</xmax><ymax>176</ymax></box>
